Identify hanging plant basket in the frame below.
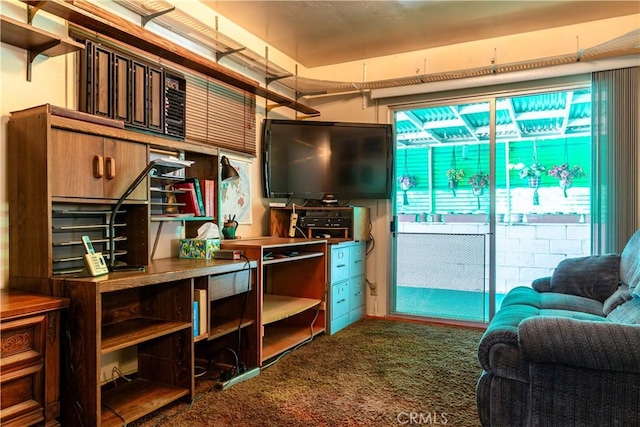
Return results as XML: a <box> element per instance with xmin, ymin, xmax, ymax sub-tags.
<box><xmin>528</xmin><ymin>177</ymin><xmax>541</xmax><ymax>188</ymax></box>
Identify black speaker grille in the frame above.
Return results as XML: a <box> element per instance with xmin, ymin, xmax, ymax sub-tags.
<box><xmin>165</xmin><ymin>86</ymin><xmax>185</xmax><ymax>138</ymax></box>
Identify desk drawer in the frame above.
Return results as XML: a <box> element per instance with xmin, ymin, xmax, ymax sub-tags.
<box><xmin>207</xmin><ymin>269</ymin><xmax>251</xmax><ymax>301</ymax></box>
<box><xmin>330</xmin><ymin>246</ymin><xmax>350</xmax><ymax>283</ymax></box>
<box><xmin>1</xmin><ymin>316</ymin><xmax>45</xmax><ymax>371</ymax></box>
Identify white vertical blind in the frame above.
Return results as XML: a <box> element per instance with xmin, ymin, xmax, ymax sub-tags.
<box><xmin>592</xmin><ymin>66</ymin><xmax>640</xmax><ymax>254</ymax></box>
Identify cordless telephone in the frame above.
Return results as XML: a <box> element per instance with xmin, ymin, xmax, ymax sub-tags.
<box><xmin>82</xmin><ymin>235</ymin><xmax>109</xmax><ymax>276</ymax></box>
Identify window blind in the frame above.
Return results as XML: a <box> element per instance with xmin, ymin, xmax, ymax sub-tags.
<box><xmin>185</xmin><ymin>72</ymin><xmax>257</xmax><ymax>156</ymax></box>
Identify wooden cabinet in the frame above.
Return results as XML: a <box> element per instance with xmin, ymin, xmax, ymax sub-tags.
<box><xmin>0</xmin><ymin>289</ymin><xmax>69</xmax><ymax>427</ymax></box>
<box><xmin>52</xmin><ymin>259</ymin><xmax>252</xmax><ymax>426</ymax></box>
<box><xmin>7</xmin><ymin>103</ymin><xmax>236</xmax><ymax>424</ymax></box>
<box><xmin>221</xmin><ymin>238</ymin><xmax>327</xmax><ymax>364</ymax></box>
<box><xmin>50</xmin><ymin>129</ymin><xmax>148</xmax><ymax>200</ymax></box>
<box><xmin>327</xmin><ymin>241</ymin><xmax>366</xmax><ymax>335</ymax></box>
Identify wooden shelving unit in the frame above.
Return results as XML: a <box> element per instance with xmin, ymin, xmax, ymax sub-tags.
<box><xmin>0</xmin><ymin>14</ymin><xmax>84</xmax><ymax>81</ymax></box>
<box><xmin>221</xmin><ymin>237</ymin><xmax>327</xmax><ymax>364</ymax></box>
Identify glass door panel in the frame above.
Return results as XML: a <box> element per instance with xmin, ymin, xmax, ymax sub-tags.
<box><xmin>392</xmin><ymin>86</ymin><xmax>592</xmax><ymax>325</ymax></box>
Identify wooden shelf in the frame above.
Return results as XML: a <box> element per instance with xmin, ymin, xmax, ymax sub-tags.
<box><xmin>262</xmin><ymin>251</ymin><xmax>325</xmax><ymax>265</ymax></box>
<box><xmin>101</xmin><ymin>378</ymin><xmax>189</xmax><ymax>426</ymax></box>
<box><xmin>262</xmin><ymin>294</ymin><xmax>322</xmax><ymax>325</ymax></box>
<box><xmin>208</xmin><ymin>317</ymin><xmax>255</xmax><ymax>341</ymax></box>
<box><xmin>0</xmin><ymin>14</ymin><xmax>84</xmax><ymax>81</ymax></box>
<box><xmin>21</xmin><ymin>0</ymin><xmax>319</xmax><ymax>116</ymax></box>
<box><xmin>262</xmin><ymin>323</ymin><xmax>325</xmax><ymax>362</ymax></box>
<box><xmin>151</xmin><ymin>215</ymin><xmax>214</xmax><ymax>222</ymax></box>
<box><xmin>101</xmin><ymin>317</ymin><xmax>191</xmax><ymax>354</ymax></box>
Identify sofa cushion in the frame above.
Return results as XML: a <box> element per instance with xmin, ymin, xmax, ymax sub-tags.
<box><xmin>603</xmin><ymin>284</ymin><xmax>633</xmax><ymax>315</ymax></box>
<box><xmin>549</xmin><ymin>254</ymin><xmax>620</xmax><ymax>302</ymax></box>
<box><xmin>620</xmin><ymin>229</ymin><xmax>640</xmax><ymax>293</ymax></box>
<box><xmin>501</xmin><ymin>286</ymin><xmax>605</xmax><ymax>317</ymax></box>
<box><xmin>606</xmin><ymin>296</ymin><xmax>640</xmax><ymax>324</ymax></box>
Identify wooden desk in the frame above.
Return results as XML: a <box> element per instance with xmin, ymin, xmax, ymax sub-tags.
<box><xmin>1</xmin><ymin>289</ymin><xmax>69</xmax><ymax>427</ymax></box>
<box><xmin>53</xmin><ymin>257</ymin><xmax>256</xmax><ymax>427</ymax></box>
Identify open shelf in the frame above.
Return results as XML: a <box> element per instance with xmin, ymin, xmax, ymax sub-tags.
<box><xmin>101</xmin><ymin>378</ymin><xmax>189</xmax><ymax>426</ymax></box>
<box><xmin>262</xmin><ymin>251</ymin><xmax>325</xmax><ymax>265</ymax></box>
<box><xmin>208</xmin><ymin>317</ymin><xmax>255</xmax><ymax>341</ymax></box>
<box><xmin>0</xmin><ymin>14</ymin><xmax>84</xmax><ymax>81</ymax></box>
<box><xmin>262</xmin><ymin>294</ymin><xmax>322</xmax><ymax>325</ymax></box>
<box><xmin>101</xmin><ymin>317</ymin><xmax>191</xmax><ymax>354</ymax></box>
<box><xmin>262</xmin><ymin>323</ymin><xmax>325</xmax><ymax>362</ymax></box>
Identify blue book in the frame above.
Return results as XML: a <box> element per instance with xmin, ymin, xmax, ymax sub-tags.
<box><xmin>193</xmin><ymin>301</ymin><xmax>199</xmax><ymax>337</ymax></box>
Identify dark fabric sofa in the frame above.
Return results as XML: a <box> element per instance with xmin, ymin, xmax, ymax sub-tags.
<box><xmin>476</xmin><ymin>229</ymin><xmax>640</xmax><ymax>426</ymax></box>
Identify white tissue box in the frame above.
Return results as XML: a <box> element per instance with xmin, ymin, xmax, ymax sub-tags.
<box><xmin>179</xmin><ymin>238</ymin><xmax>221</xmax><ymax>259</ymax></box>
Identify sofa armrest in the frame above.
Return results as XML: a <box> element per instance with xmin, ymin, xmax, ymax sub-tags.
<box><xmin>519</xmin><ymin>316</ymin><xmax>640</xmax><ymax>372</ymax></box>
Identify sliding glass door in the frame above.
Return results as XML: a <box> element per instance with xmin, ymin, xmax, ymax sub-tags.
<box><xmin>391</xmin><ymin>84</ymin><xmax>592</xmax><ymax>324</ymax></box>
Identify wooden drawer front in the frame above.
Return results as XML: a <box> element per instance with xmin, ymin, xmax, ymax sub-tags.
<box><xmin>331</xmin><ymin>282</ymin><xmax>349</xmax><ymax>320</ymax></box>
<box><xmin>208</xmin><ymin>269</ymin><xmax>251</xmax><ymax>301</ymax></box>
<box><xmin>330</xmin><ymin>246</ymin><xmax>350</xmax><ymax>284</ymax></box>
<box><xmin>350</xmin><ymin>243</ymin><xmax>365</xmax><ymax>277</ymax></box>
<box><xmin>1</xmin><ymin>316</ymin><xmax>45</xmax><ymax>371</ymax></box>
<box><xmin>350</xmin><ymin>276</ymin><xmax>366</xmax><ymax>311</ymax></box>
<box><xmin>0</xmin><ymin>363</ymin><xmax>44</xmax><ymax>426</ymax></box>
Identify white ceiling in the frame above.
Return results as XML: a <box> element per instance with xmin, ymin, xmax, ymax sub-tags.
<box><xmin>202</xmin><ymin>1</ymin><xmax>639</xmax><ymax>68</ymax></box>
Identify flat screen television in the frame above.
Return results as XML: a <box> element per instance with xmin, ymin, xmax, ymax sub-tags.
<box><xmin>262</xmin><ymin>119</ymin><xmax>393</xmax><ymax>201</ymax></box>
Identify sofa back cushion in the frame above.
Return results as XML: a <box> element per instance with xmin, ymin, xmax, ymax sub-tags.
<box><xmin>603</xmin><ymin>284</ymin><xmax>633</xmax><ymax>315</ymax></box>
<box><xmin>550</xmin><ymin>254</ymin><xmax>620</xmax><ymax>302</ymax></box>
<box><xmin>620</xmin><ymin>229</ymin><xmax>640</xmax><ymax>293</ymax></box>
<box><xmin>606</xmin><ymin>296</ymin><xmax>640</xmax><ymax>324</ymax></box>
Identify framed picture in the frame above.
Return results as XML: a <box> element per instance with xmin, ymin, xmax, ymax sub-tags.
<box><xmin>221</xmin><ymin>156</ymin><xmax>252</xmax><ymax>224</ymax></box>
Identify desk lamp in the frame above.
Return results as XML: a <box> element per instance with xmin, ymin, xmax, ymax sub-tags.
<box><xmin>108</xmin><ymin>157</ymin><xmax>192</xmax><ymax>272</ymax></box>
<box><xmin>220</xmin><ymin>156</ymin><xmax>240</xmax><ymax>182</ymax></box>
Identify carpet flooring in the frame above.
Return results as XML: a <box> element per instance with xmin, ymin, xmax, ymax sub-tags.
<box><xmin>132</xmin><ymin>317</ymin><xmax>484</xmax><ymax>427</ymax></box>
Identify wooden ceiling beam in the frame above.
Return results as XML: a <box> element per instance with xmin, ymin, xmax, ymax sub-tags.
<box><xmin>21</xmin><ymin>0</ymin><xmax>319</xmax><ymax>116</ymax></box>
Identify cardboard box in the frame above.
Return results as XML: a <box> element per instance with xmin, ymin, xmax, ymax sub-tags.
<box><xmin>179</xmin><ymin>238</ymin><xmax>220</xmax><ymax>259</ymax></box>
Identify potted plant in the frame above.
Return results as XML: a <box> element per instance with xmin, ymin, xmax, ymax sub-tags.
<box><xmin>519</xmin><ymin>161</ymin><xmax>547</xmax><ymax>187</ymax></box>
<box><xmin>398</xmin><ymin>174</ymin><xmax>417</xmax><ymax>205</ymax></box>
<box><xmin>548</xmin><ymin>163</ymin><xmax>587</xmax><ymax>197</ymax></box>
<box><xmin>520</xmin><ymin>161</ymin><xmax>546</xmax><ymax>205</ymax></box>
<box><xmin>468</xmin><ymin>171</ymin><xmax>490</xmax><ymax>196</ymax></box>
<box><xmin>398</xmin><ymin>174</ymin><xmax>418</xmax><ymax>191</ymax></box>
<box><xmin>445</xmin><ymin>168</ymin><xmax>465</xmax><ymax>196</ymax></box>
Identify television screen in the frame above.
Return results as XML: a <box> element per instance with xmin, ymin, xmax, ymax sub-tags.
<box><xmin>262</xmin><ymin>119</ymin><xmax>393</xmax><ymax>200</ymax></box>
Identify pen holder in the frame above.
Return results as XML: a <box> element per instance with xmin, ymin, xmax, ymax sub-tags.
<box><xmin>222</xmin><ymin>220</ymin><xmax>238</xmax><ymax>239</ymax></box>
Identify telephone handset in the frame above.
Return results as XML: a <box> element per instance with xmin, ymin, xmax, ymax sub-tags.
<box><xmin>82</xmin><ymin>235</ymin><xmax>109</xmax><ymax>276</ymax></box>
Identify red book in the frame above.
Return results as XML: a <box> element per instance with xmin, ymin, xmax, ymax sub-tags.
<box><xmin>200</xmin><ymin>179</ymin><xmax>215</xmax><ymax>218</ymax></box>
<box><xmin>173</xmin><ymin>181</ymin><xmax>201</xmax><ymax>216</ymax></box>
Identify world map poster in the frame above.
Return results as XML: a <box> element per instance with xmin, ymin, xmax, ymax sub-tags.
<box><xmin>221</xmin><ymin>158</ymin><xmax>252</xmax><ymax>224</ymax></box>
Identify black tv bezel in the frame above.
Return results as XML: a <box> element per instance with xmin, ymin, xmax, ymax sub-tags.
<box><xmin>262</xmin><ymin>119</ymin><xmax>393</xmax><ymax>201</ymax></box>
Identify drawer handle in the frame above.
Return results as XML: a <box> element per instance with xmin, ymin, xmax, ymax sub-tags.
<box><xmin>337</xmin><ymin>298</ymin><xmax>346</xmax><ymax>304</ymax></box>
<box><xmin>337</xmin><ymin>264</ymin><xmax>347</xmax><ymax>268</ymax></box>
<box><xmin>105</xmin><ymin>157</ymin><xmax>116</xmax><ymax>179</ymax></box>
<box><xmin>354</xmin><ymin>260</ymin><xmax>362</xmax><ymax>264</ymax></box>
<box><xmin>354</xmin><ymin>291</ymin><xmax>362</xmax><ymax>296</ymax></box>
<box><xmin>93</xmin><ymin>155</ymin><xmax>103</xmax><ymax>178</ymax></box>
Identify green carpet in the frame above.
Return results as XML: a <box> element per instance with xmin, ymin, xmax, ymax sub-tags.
<box><xmin>132</xmin><ymin>317</ymin><xmax>484</xmax><ymax>427</ymax></box>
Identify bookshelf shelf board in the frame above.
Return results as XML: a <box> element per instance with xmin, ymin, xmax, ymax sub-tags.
<box><xmin>262</xmin><ymin>251</ymin><xmax>324</xmax><ymax>265</ymax></box>
<box><xmin>208</xmin><ymin>318</ymin><xmax>255</xmax><ymax>341</ymax></box>
<box><xmin>101</xmin><ymin>378</ymin><xmax>189</xmax><ymax>426</ymax></box>
<box><xmin>262</xmin><ymin>294</ymin><xmax>322</xmax><ymax>325</ymax></box>
<box><xmin>101</xmin><ymin>317</ymin><xmax>191</xmax><ymax>354</ymax></box>
<box><xmin>0</xmin><ymin>14</ymin><xmax>84</xmax><ymax>57</ymax></box>
<box><xmin>262</xmin><ymin>323</ymin><xmax>325</xmax><ymax>362</ymax></box>
<box><xmin>151</xmin><ymin>215</ymin><xmax>213</xmax><ymax>222</ymax></box>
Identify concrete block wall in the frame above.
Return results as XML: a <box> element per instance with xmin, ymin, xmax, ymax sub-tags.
<box><xmin>397</xmin><ymin>222</ymin><xmax>590</xmax><ymax>294</ymax></box>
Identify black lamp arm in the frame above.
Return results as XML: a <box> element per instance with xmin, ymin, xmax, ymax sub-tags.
<box><xmin>108</xmin><ymin>159</ymin><xmax>162</xmax><ymax>271</ymax></box>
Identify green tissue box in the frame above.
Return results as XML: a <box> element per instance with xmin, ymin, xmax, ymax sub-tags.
<box><xmin>179</xmin><ymin>238</ymin><xmax>220</xmax><ymax>259</ymax></box>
